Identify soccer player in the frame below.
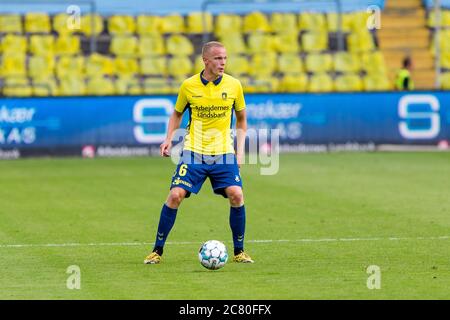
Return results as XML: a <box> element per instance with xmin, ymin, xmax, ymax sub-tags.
<box><xmin>144</xmin><ymin>41</ymin><xmax>254</xmax><ymax>264</ymax></box>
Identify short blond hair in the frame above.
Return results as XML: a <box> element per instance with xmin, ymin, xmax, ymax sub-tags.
<box><xmin>201</xmin><ymin>41</ymin><xmax>225</xmax><ymax>57</ymax></box>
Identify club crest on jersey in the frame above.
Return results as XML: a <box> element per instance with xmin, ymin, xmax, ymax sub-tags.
<box><xmin>222</xmin><ymin>92</ymin><xmax>227</xmax><ymax>100</ymax></box>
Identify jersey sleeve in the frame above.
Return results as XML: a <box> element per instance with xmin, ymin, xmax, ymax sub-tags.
<box><xmin>174</xmin><ymin>81</ymin><xmax>189</xmax><ymax>113</ymax></box>
<box><xmin>234</xmin><ymin>80</ymin><xmax>246</xmax><ymax>112</ymax></box>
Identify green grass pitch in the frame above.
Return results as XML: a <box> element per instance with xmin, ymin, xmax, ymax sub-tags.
<box><xmin>0</xmin><ymin>152</ymin><xmax>449</xmax><ymax>299</ymax></box>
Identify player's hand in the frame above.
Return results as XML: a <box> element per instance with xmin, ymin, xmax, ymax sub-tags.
<box><xmin>160</xmin><ymin>140</ymin><xmax>172</xmax><ymax>157</ymax></box>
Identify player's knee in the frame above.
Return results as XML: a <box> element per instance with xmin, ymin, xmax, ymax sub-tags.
<box><xmin>227</xmin><ymin>188</ymin><xmax>244</xmax><ymax>207</ymax></box>
<box><xmin>167</xmin><ymin>188</ymin><xmax>186</xmax><ymax>208</ymax></box>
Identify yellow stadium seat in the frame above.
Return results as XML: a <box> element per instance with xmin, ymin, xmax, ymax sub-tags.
<box><xmin>444</xmin><ymin>10</ymin><xmax>450</xmax><ymax>27</ymax></box>
<box><xmin>53</xmin><ymin>13</ymin><xmax>76</xmax><ymax>34</ymax></box>
<box><xmin>427</xmin><ymin>11</ymin><xmax>438</xmax><ymax>27</ymax></box>
<box><xmin>305</xmin><ymin>53</ymin><xmax>333</xmax><ymax>73</ymax></box>
<box><xmin>249</xmin><ymin>53</ymin><xmax>277</xmax><ymax>77</ymax></box>
<box><xmin>170</xmin><ymin>76</ymin><xmax>186</xmax><ymax>91</ymax></box>
<box><xmin>335</xmin><ymin>73</ymin><xmax>364</xmax><ymax>92</ymax></box>
<box><xmin>326</xmin><ymin>12</ymin><xmax>353</xmax><ymax>32</ymax></box>
<box><xmin>243</xmin><ymin>11</ymin><xmax>271</xmax><ymax>33</ymax></box>
<box><xmin>238</xmin><ymin>76</ymin><xmax>253</xmax><ymax>93</ymax></box>
<box><xmin>136</xmin><ymin>15</ymin><xmax>164</xmax><ymax>35</ymax></box>
<box><xmin>240</xmin><ymin>77</ymin><xmax>261</xmax><ymax>93</ymax></box>
<box><xmin>1</xmin><ymin>34</ymin><xmax>27</xmax><ymax>55</ymax></box>
<box><xmin>428</xmin><ymin>10</ymin><xmax>450</xmax><ymax>27</ymax></box>
<box><xmin>140</xmin><ymin>56</ymin><xmax>167</xmax><ymax>76</ymax></box>
<box><xmin>363</xmin><ymin>74</ymin><xmax>391</xmax><ymax>91</ymax></box>
<box><xmin>80</xmin><ymin>14</ymin><xmax>104</xmax><ymax>36</ymax></box>
<box><xmin>1</xmin><ymin>54</ymin><xmax>27</xmax><ymax>77</ymax></box>
<box><xmin>29</xmin><ymin>35</ymin><xmax>54</xmax><ymax>56</ymax></box>
<box><xmin>219</xmin><ymin>33</ymin><xmax>247</xmax><ymax>55</ymax></box>
<box><xmin>334</xmin><ymin>52</ymin><xmax>361</xmax><ymax>73</ymax></box>
<box><xmin>143</xmin><ymin>77</ymin><xmax>171</xmax><ymax>94</ymax></box>
<box><xmin>247</xmin><ymin>33</ymin><xmax>275</xmax><ymax>54</ymax></box>
<box><xmin>58</xmin><ymin>76</ymin><xmax>86</xmax><ymax>96</ymax></box>
<box><xmin>225</xmin><ymin>55</ymin><xmax>249</xmax><ymax>76</ymax></box>
<box><xmin>215</xmin><ymin>14</ymin><xmax>242</xmax><ymax>37</ymax></box>
<box><xmin>2</xmin><ymin>77</ymin><xmax>32</xmax><ymax>97</ymax></box>
<box><xmin>115</xmin><ymin>76</ymin><xmax>142</xmax><ymax>95</ymax></box>
<box><xmin>187</xmin><ymin>12</ymin><xmax>213</xmax><ymax>33</ymax></box>
<box><xmin>108</xmin><ymin>15</ymin><xmax>136</xmax><ymax>35</ymax></box>
<box><xmin>308</xmin><ymin>73</ymin><xmax>334</xmax><ymax>92</ymax></box>
<box><xmin>161</xmin><ymin>14</ymin><xmax>185</xmax><ymax>33</ymax></box>
<box><xmin>170</xmin><ymin>77</ymin><xmax>186</xmax><ymax>94</ymax></box>
<box><xmin>25</xmin><ymin>12</ymin><xmax>51</xmax><ymax>33</ymax></box>
<box><xmin>110</xmin><ymin>36</ymin><xmax>138</xmax><ymax>56</ymax></box>
<box><xmin>441</xmin><ymin>52</ymin><xmax>450</xmax><ymax>69</ymax></box>
<box><xmin>347</xmin><ymin>31</ymin><xmax>375</xmax><ymax>53</ymax></box>
<box><xmin>166</xmin><ymin>35</ymin><xmax>194</xmax><ymax>56</ymax></box>
<box><xmin>32</xmin><ymin>77</ymin><xmax>58</xmax><ymax>96</ymax></box>
<box><xmin>437</xmin><ymin>30</ymin><xmax>450</xmax><ymax>52</ymax></box>
<box><xmin>298</xmin><ymin>12</ymin><xmax>326</xmax><ymax>31</ymax></box>
<box><xmin>261</xmin><ymin>76</ymin><xmax>280</xmax><ymax>93</ymax></box>
<box><xmin>167</xmin><ymin>56</ymin><xmax>193</xmax><ymax>77</ymax></box>
<box><xmin>271</xmin><ymin>12</ymin><xmax>298</xmax><ymax>34</ymax></box>
<box><xmin>138</xmin><ymin>35</ymin><xmax>165</xmax><ymax>56</ymax></box>
<box><xmin>85</xmin><ymin>54</ymin><xmax>115</xmax><ymax>76</ymax></box>
<box><xmin>349</xmin><ymin>11</ymin><xmax>371</xmax><ymax>32</ymax></box>
<box><xmin>56</xmin><ymin>56</ymin><xmax>85</xmax><ymax>78</ymax></box>
<box><xmin>361</xmin><ymin>51</ymin><xmax>387</xmax><ymax>75</ymax></box>
<box><xmin>278</xmin><ymin>74</ymin><xmax>308</xmax><ymax>92</ymax></box>
<box><xmin>115</xmin><ymin>57</ymin><xmax>139</xmax><ymax>76</ymax></box>
<box><xmin>28</xmin><ymin>55</ymin><xmax>55</xmax><ymax>78</ymax></box>
<box><xmin>278</xmin><ymin>53</ymin><xmax>303</xmax><ymax>74</ymax></box>
<box><xmin>86</xmin><ymin>76</ymin><xmax>116</xmax><ymax>95</ymax></box>
<box><xmin>0</xmin><ymin>14</ymin><xmax>23</xmax><ymax>33</ymax></box>
<box><xmin>273</xmin><ymin>33</ymin><xmax>300</xmax><ymax>53</ymax></box>
<box><xmin>55</xmin><ymin>35</ymin><xmax>80</xmax><ymax>55</ymax></box>
<box><xmin>441</xmin><ymin>72</ymin><xmax>450</xmax><ymax>90</ymax></box>
<box><xmin>302</xmin><ymin>32</ymin><xmax>328</xmax><ymax>52</ymax></box>
<box><xmin>3</xmin><ymin>76</ymin><xmax>28</xmax><ymax>86</ymax></box>
<box><xmin>194</xmin><ymin>55</ymin><xmax>204</xmax><ymax>73</ymax></box>
<box><xmin>245</xmin><ymin>76</ymin><xmax>278</xmax><ymax>93</ymax></box>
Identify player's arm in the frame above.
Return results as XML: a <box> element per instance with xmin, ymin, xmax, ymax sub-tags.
<box><xmin>235</xmin><ymin>109</ymin><xmax>247</xmax><ymax>167</ymax></box>
<box><xmin>160</xmin><ymin>110</ymin><xmax>183</xmax><ymax>157</ymax></box>
<box><xmin>234</xmin><ymin>80</ymin><xmax>247</xmax><ymax>166</ymax></box>
<box><xmin>161</xmin><ymin>81</ymin><xmax>188</xmax><ymax>157</ymax></box>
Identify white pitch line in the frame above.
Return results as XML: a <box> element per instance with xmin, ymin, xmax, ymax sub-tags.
<box><xmin>0</xmin><ymin>236</ymin><xmax>449</xmax><ymax>249</ymax></box>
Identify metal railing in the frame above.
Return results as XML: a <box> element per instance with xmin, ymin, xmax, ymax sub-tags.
<box><xmin>434</xmin><ymin>0</ymin><xmax>442</xmax><ymax>89</ymax></box>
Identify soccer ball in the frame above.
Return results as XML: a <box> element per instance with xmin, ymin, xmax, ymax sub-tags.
<box><xmin>198</xmin><ymin>240</ymin><xmax>228</xmax><ymax>270</ymax></box>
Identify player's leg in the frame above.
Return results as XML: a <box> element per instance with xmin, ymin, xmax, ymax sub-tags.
<box><xmin>144</xmin><ymin>187</ymin><xmax>187</xmax><ymax>264</ymax></box>
<box><xmin>154</xmin><ymin>187</ymin><xmax>187</xmax><ymax>253</ymax></box>
<box><xmin>209</xmin><ymin>154</ymin><xmax>254</xmax><ymax>263</ymax></box>
<box><xmin>145</xmin><ymin>152</ymin><xmax>208</xmax><ymax>264</ymax></box>
<box><xmin>225</xmin><ymin>186</ymin><xmax>254</xmax><ymax>263</ymax></box>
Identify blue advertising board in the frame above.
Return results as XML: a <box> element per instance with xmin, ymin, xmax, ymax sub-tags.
<box><xmin>0</xmin><ymin>92</ymin><xmax>449</xmax><ymax>157</ymax></box>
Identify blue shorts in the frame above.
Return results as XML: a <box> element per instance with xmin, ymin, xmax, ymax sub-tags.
<box><xmin>170</xmin><ymin>151</ymin><xmax>243</xmax><ymax>198</ymax></box>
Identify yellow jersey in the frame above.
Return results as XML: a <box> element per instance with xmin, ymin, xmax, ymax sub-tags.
<box><xmin>174</xmin><ymin>71</ymin><xmax>246</xmax><ymax>155</ymax></box>
<box><xmin>395</xmin><ymin>69</ymin><xmax>414</xmax><ymax>91</ymax></box>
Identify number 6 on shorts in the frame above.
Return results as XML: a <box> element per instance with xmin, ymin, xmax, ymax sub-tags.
<box><xmin>179</xmin><ymin>164</ymin><xmax>188</xmax><ymax>176</ymax></box>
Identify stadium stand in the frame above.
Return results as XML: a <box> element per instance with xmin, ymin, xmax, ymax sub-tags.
<box><xmin>425</xmin><ymin>0</ymin><xmax>450</xmax><ymax>89</ymax></box>
<box><xmin>1</xmin><ymin>0</ymin><xmax>449</xmax><ymax>96</ymax></box>
<box><xmin>379</xmin><ymin>0</ymin><xmax>435</xmax><ymax>90</ymax></box>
